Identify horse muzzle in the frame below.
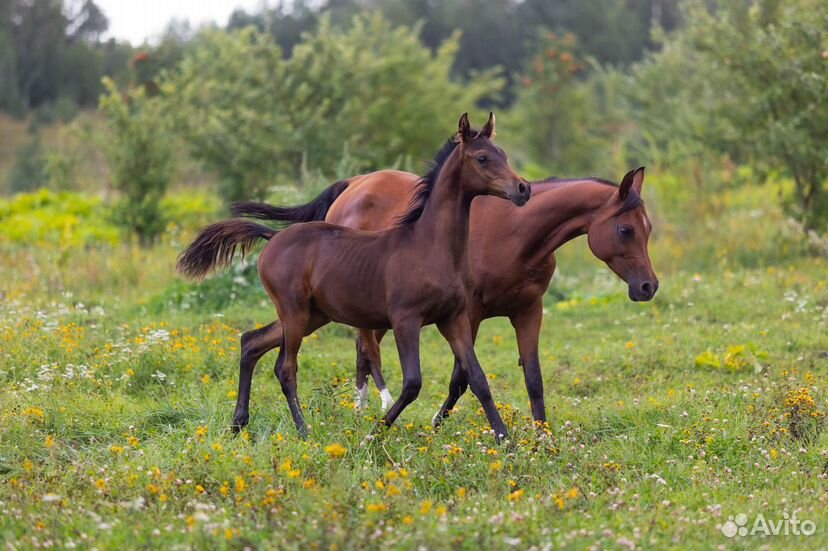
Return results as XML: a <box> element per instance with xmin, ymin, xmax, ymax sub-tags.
<box><xmin>508</xmin><ymin>180</ymin><xmax>531</xmax><ymax>207</ymax></box>
<box><xmin>628</xmin><ymin>279</ymin><xmax>659</xmax><ymax>302</ymax></box>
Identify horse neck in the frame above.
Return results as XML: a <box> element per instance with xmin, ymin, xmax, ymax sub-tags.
<box><xmin>412</xmin><ymin>153</ymin><xmax>472</xmax><ymax>262</ymax></box>
<box><xmin>520</xmin><ymin>181</ymin><xmax>615</xmax><ymax>262</ymax></box>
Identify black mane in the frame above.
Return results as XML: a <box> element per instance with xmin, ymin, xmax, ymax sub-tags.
<box><xmin>396</xmin><ymin>133</ymin><xmax>471</xmax><ymax>226</ymax></box>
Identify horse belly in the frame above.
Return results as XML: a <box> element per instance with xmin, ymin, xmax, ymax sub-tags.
<box><xmin>310</xmin><ymin>268</ymin><xmax>391</xmax><ymax>330</ymax></box>
<box><xmin>474</xmin><ymin>271</ymin><xmax>553</xmax><ymax>319</ymax></box>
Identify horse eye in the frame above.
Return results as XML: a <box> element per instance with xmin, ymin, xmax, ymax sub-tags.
<box><xmin>617</xmin><ymin>225</ymin><xmax>633</xmax><ymax>237</ymax></box>
<box><xmin>476</xmin><ymin>155</ymin><xmax>488</xmax><ymax>164</ymax></box>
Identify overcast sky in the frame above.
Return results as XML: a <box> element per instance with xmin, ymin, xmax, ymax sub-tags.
<box><xmin>96</xmin><ymin>0</ymin><xmax>269</xmax><ymax>45</ymax></box>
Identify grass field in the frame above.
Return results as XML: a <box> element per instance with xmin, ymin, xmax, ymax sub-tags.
<box><xmin>1</xmin><ymin>177</ymin><xmax>827</xmax><ymax>550</ymax></box>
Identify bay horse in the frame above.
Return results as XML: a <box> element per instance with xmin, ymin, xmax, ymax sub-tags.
<box><xmin>232</xmin><ymin>166</ymin><xmax>658</xmax><ymax>425</ymax></box>
<box><xmin>177</xmin><ymin>113</ymin><xmax>531</xmax><ymax>441</ymax></box>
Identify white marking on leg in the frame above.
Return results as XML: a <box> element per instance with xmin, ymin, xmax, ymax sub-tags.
<box><xmin>380</xmin><ymin>387</ymin><xmax>394</xmax><ymax>411</ymax></box>
<box><xmin>356</xmin><ymin>384</ymin><xmax>369</xmax><ymax>410</ymax></box>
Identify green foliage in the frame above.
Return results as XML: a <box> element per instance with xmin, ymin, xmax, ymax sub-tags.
<box><xmin>166</xmin><ymin>13</ymin><xmax>504</xmax><ymax>202</ymax></box>
<box><xmin>627</xmin><ymin>0</ymin><xmax>828</xmax><ymax>231</ymax></box>
<box><xmin>99</xmin><ymin>77</ymin><xmax>174</xmax><ymax>245</ymax></box>
<box><xmin>42</xmin><ymin>150</ymin><xmax>79</xmax><ymax>191</ymax></box>
<box><xmin>506</xmin><ymin>32</ymin><xmax>619</xmax><ymax>175</ymax></box>
<box><xmin>0</xmin><ymin>189</ymin><xmax>222</xmax><ymax>249</ymax></box>
<box><xmin>148</xmin><ymin>258</ymin><xmax>263</xmax><ymax>314</ymax></box>
<box><xmin>0</xmin><ymin>189</ymin><xmax>119</xmax><ymax>246</ymax></box>
<box><xmin>227</xmin><ymin>0</ymin><xmax>683</xmax><ymax>104</ymax></box>
<box><xmin>8</xmin><ymin>136</ymin><xmax>47</xmax><ymax>193</ymax></box>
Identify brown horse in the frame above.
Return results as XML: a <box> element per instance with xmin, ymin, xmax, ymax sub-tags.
<box><xmin>177</xmin><ymin>113</ymin><xmax>531</xmax><ymax>441</ymax></box>
<box><xmin>232</xmin><ymin>166</ymin><xmax>658</xmax><ymax>424</ymax></box>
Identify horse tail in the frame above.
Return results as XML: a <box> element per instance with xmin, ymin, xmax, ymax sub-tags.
<box><xmin>177</xmin><ymin>220</ymin><xmax>276</xmax><ymax>280</ymax></box>
<box><xmin>230</xmin><ymin>179</ymin><xmax>350</xmax><ymax>225</ymax></box>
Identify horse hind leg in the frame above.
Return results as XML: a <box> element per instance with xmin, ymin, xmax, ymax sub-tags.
<box><xmin>355</xmin><ymin>329</ymin><xmax>392</xmax><ymax>411</ymax></box>
<box><xmin>232</xmin><ymin>321</ymin><xmax>283</xmax><ymax>432</ymax></box>
<box><xmin>370</xmin><ymin>330</ymin><xmax>393</xmax><ymax>411</ymax></box>
<box><xmin>276</xmin><ymin>307</ymin><xmax>329</xmax><ymax>438</ymax></box>
<box><xmin>354</xmin><ymin>330</ymin><xmax>372</xmax><ymax>410</ymax></box>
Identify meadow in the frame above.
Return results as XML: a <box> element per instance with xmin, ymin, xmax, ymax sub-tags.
<box><xmin>1</xmin><ymin>172</ymin><xmax>827</xmax><ymax>550</ymax></box>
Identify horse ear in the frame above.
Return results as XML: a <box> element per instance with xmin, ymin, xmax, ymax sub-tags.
<box><xmin>619</xmin><ymin>167</ymin><xmax>645</xmax><ymax>200</ymax></box>
<box><xmin>632</xmin><ymin>166</ymin><xmax>645</xmax><ymax>195</ymax></box>
<box><xmin>481</xmin><ymin>112</ymin><xmax>496</xmax><ymax>139</ymax></box>
<box><xmin>458</xmin><ymin>112</ymin><xmax>473</xmax><ymax>143</ymax></box>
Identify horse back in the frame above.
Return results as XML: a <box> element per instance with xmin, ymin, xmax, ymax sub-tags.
<box><xmin>326</xmin><ymin>170</ymin><xmax>419</xmax><ymax>231</ymax></box>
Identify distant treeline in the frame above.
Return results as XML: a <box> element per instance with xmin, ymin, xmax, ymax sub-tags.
<box><xmin>0</xmin><ymin>0</ymin><xmax>130</xmax><ymax>118</ymax></box>
<box><xmin>227</xmin><ymin>0</ymin><xmax>682</xmax><ymax>103</ymax></box>
<box><xmin>0</xmin><ymin>0</ymin><xmax>682</xmax><ymax>119</ymax></box>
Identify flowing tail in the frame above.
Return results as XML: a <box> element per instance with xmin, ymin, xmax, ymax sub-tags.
<box><xmin>230</xmin><ymin>180</ymin><xmax>349</xmax><ymax>224</ymax></box>
<box><xmin>177</xmin><ymin>220</ymin><xmax>276</xmax><ymax>280</ymax></box>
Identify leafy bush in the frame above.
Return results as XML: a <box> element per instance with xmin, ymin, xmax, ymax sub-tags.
<box><xmin>160</xmin><ymin>191</ymin><xmax>222</xmax><ymax>230</ymax></box>
<box><xmin>148</xmin><ymin>256</ymin><xmax>263</xmax><ymax>313</ymax></box>
<box><xmin>8</xmin><ymin>136</ymin><xmax>46</xmax><ymax>193</ymax></box>
<box><xmin>0</xmin><ymin>189</ymin><xmax>119</xmax><ymax>246</ymax></box>
<box><xmin>99</xmin><ymin>77</ymin><xmax>174</xmax><ymax>245</ymax></box>
<box><xmin>165</xmin><ymin>13</ymin><xmax>503</xmax><ymax>203</ymax></box>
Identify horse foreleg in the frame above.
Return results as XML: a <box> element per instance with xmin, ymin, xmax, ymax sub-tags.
<box><xmin>432</xmin><ymin>358</ymin><xmax>467</xmax><ymax>428</ymax></box>
<box><xmin>510</xmin><ymin>300</ymin><xmax>546</xmax><ymax>424</ymax></box>
<box><xmin>438</xmin><ymin>314</ymin><xmax>508</xmax><ymax>443</ymax></box>
<box><xmin>432</xmin><ymin>316</ymin><xmax>480</xmax><ymax>428</ymax></box>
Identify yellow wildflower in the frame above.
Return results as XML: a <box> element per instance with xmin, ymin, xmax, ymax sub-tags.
<box><xmin>508</xmin><ymin>489</ymin><xmax>525</xmax><ymax>502</ymax></box>
<box><xmin>325</xmin><ymin>443</ymin><xmax>347</xmax><ymax>459</ymax></box>
<box><xmin>235</xmin><ymin>476</ymin><xmax>246</xmax><ymax>493</ymax></box>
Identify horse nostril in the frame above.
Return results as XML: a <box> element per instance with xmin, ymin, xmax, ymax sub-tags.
<box><xmin>641</xmin><ymin>281</ymin><xmax>654</xmax><ymax>296</ymax></box>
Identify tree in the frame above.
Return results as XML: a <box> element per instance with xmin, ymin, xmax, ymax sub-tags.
<box><xmin>629</xmin><ymin>0</ymin><xmax>828</xmax><ymax>231</ymax></box>
<box><xmin>0</xmin><ymin>0</ymin><xmax>125</xmax><ymax>116</ymax></box>
<box><xmin>167</xmin><ymin>14</ymin><xmax>503</xmax><ymax>203</ymax></box>
<box><xmin>99</xmin><ymin>77</ymin><xmax>174</xmax><ymax>244</ymax></box>
<box><xmin>506</xmin><ymin>32</ymin><xmax>612</xmax><ymax>175</ymax></box>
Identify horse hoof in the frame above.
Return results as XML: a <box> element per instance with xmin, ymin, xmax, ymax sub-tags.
<box><xmin>379</xmin><ymin>388</ymin><xmax>394</xmax><ymax>411</ymax></box>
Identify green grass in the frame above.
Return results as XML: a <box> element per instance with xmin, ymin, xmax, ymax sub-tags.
<box><xmin>1</xmin><ymin>180</ymin><xmax>828</xmax><ymax>549</ymax></box>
